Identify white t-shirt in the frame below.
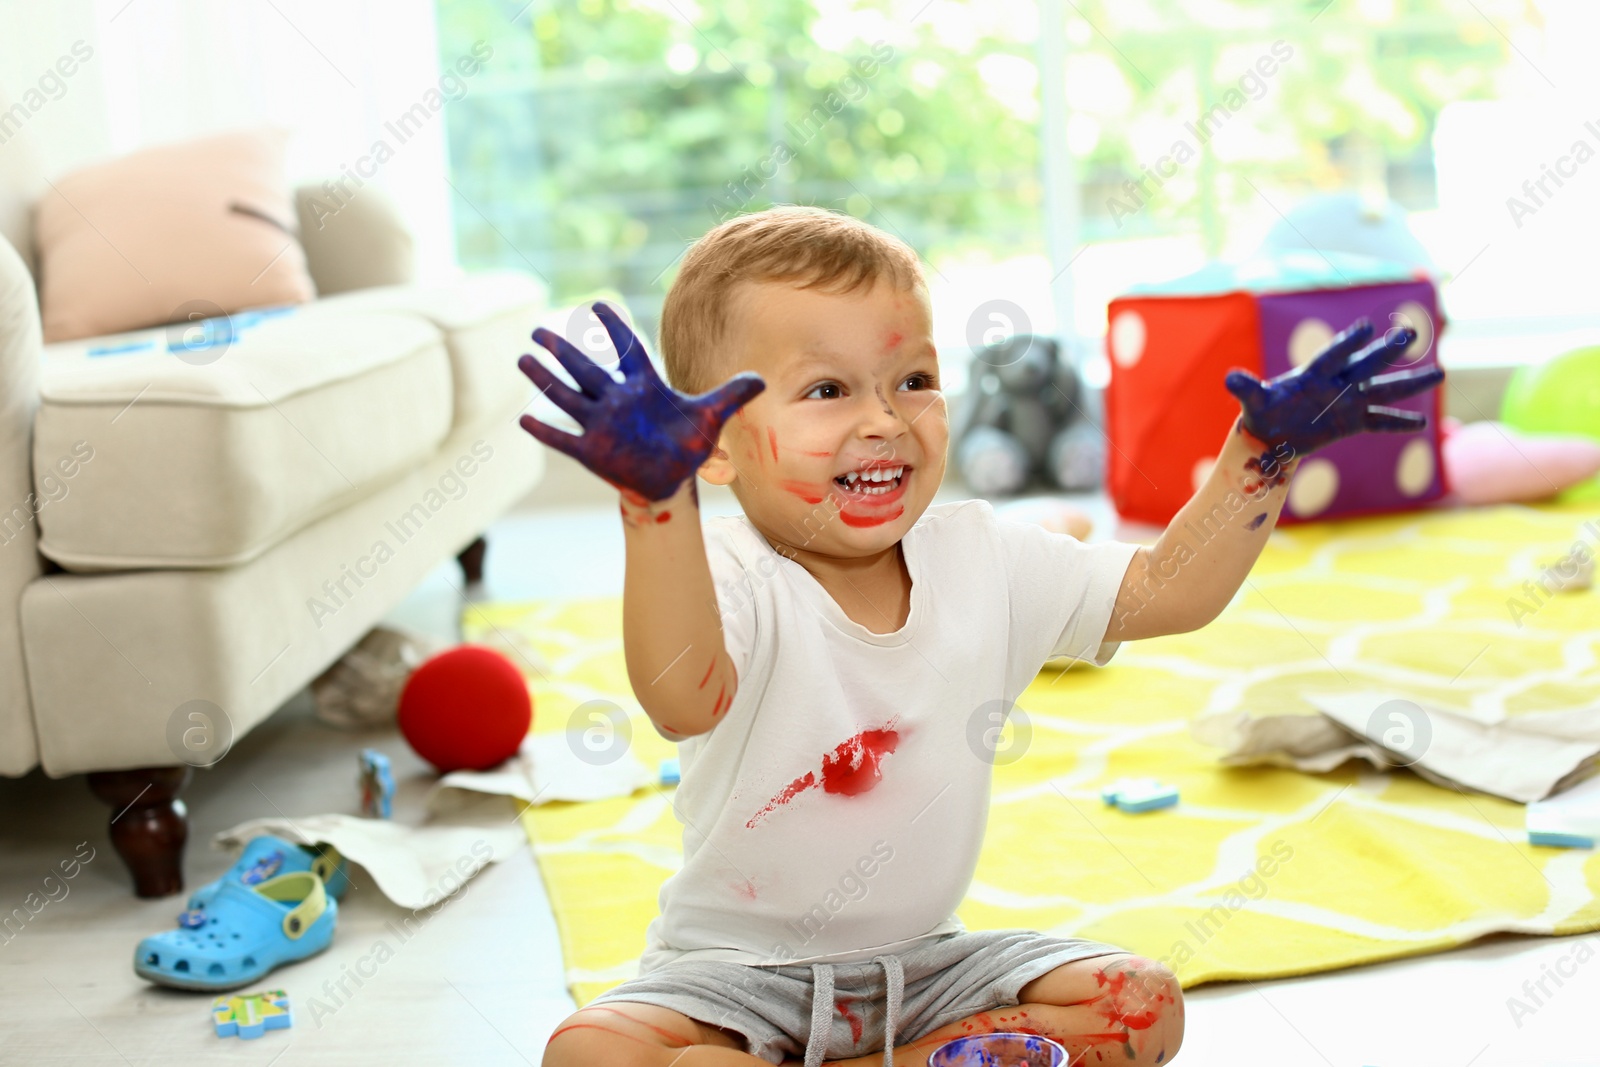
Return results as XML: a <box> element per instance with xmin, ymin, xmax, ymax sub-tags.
<box><xmin>637</xmin><ymin>499</ymin><xmax>1141</xmax><ymax>974</ymax></box>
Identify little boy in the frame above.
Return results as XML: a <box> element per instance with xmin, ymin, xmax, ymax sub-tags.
<box><xmin>522</xmin><ymin>207</ymin><xmax>1441</xmax><ymax>1067</ymax></box>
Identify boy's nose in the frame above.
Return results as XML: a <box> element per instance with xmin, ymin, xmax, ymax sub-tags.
<box><xmin>859</xmin><ymin>387</ymin><xmax>907</xmax><ymax>437</ymax></box>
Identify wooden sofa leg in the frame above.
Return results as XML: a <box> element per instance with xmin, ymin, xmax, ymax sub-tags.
<box><xmin>86</xmin><ymin>766</ymin><xmax>192</xmax><ymax>898</ymax></box>
<box><xmin>458</xmin><ymin>535</ymin><xmax>488</xmax><ymax>585</ymax></box>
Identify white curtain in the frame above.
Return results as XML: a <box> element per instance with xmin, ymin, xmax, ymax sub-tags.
<box><xmin>0</xmin><ymin>0</ymin><xmax>459</xmax><ymax>279</ymax></box>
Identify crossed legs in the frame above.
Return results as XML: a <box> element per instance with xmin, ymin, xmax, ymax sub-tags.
<box><xmin>542</xmin><ymin>953</ymin><xmax>1183</xmax><ymax>1066</ymax></box>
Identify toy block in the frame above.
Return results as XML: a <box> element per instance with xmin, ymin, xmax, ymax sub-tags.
<box><xmin>659</xmin><ymin>757</ymin><xmax>681</xmax><ymax>787</ymax></box>
<box><xmin>359</xmin><ymin>748</ymin><xmax>395</xmax><ymax>819</ymax></box>
<box><xmin>1106</xmin><ymin>253</ymin><xmax>1446</xmax><ymax>525</ymax></box>
<box><xmin>1101</xmin><ymin>777</ymin><xmax>1180</xmax><ymax>813</ymax></box>
<box><xmin>212</xmin><ymin>989</ymin><xmax>291</xmax><ymax>1039</ymax></box>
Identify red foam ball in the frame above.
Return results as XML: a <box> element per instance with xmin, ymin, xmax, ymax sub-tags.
<box><xmin>397</xmin><ymin>646</ymin><xmax>532</xmax><ymax>773</ymax></box>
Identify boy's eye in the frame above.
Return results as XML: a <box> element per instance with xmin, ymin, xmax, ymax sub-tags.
<box><xmin>804</xmin><ymin>382</ymin><xmax>843</xmax><ymax>400</ymax></box>
<box><xmin>898</xmin><ymin>373</ymin><xmax>938</xmax><ymax>392</ymax></box>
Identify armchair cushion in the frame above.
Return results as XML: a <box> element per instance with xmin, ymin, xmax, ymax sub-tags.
<box><xmin>306</xmin><ymin>273</ymin><xmax>545</xmax><ymax>430</ymax></box>
<box><xmin>33</xmin><ymin>308</ymin><xmax>453</xmax><ymax>570</ymax></box>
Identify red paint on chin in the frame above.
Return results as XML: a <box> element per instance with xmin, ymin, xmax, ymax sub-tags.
<box><xmin>780</xmin><ymin>480</ymin><xmax>826</xmax><ymax>504</ymax></box>
<box><xmin>839</xmin><ymin>506</ymin><xmax>904</xmax><ymax>528</ymax></box>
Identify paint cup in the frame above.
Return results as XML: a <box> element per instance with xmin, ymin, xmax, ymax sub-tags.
<box><xmin>926</xmin><ymin>1033</ymin><xmax>1071</xmax><ymax>1067</ymax></box>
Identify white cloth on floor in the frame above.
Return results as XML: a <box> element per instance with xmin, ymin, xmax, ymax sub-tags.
<box><xmin>214</xmin><ymin>732</ymin><xmax>654</xmax><ymax>909</ymax></box>
<box><xmin>1193</xmin><ymin>691</ymin><xmax>1600</xmax><ymax>804</ymax></box>
<box><xmin>425</xmin><ymin>731</ymin><xmax>656</xmax><ymax>816</ymax></box>
<box><xmin>213</xmin><ymin>812</ymin><xmax>525</xmax><ymax>910</ymax></box>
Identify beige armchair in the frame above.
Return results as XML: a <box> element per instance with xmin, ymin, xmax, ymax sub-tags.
<box><xmin>1</xmin><ymin>167</ymin><xmax>548</xmax><ymax>896</ymax></box>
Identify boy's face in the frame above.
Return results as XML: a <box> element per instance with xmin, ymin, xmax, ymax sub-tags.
<box><xmin>703</xmin><ymin>278</ymin><xmax>947</xmax><ymax>559</ymax></box>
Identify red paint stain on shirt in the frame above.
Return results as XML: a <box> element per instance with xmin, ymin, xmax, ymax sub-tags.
<box><xmin>820</xmin><ymin>727</ymin><xmax>900</xmax><ymax>795</ymax></box>
<box><xmin>744</xmin><ymin>720</ymin><xmax>901</xmax><ymax>827</ymax></box>
<box><xmin>836</xmin><ymin>1000</ymin><xmax>863</xmax><ymax>1043</ymax></box>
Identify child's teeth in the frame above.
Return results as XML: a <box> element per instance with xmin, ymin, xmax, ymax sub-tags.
<box><xmin>835</xmin><ymin>466</ymin><xmax>905</xmax><ymax>492</ymax></box>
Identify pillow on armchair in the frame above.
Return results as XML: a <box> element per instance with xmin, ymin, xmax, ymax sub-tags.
<box><xmin>33</xmin><ymin>128</ymin><xmax>315</xmax><ymax>342</ymax></box>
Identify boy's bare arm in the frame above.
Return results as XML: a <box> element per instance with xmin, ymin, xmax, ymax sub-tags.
<box><xmin>1106</xmin><ymin>420</ymin><xmax>1297</xmax><ymax>640</ymax></box>
<box><xmin>516</xmin><ymin>304</ymin><xmax>763</xmax><ymax>738</ymax></box>
<box><xmin>1106</xmin><ymin>318</ymin><xmax>1444</xmax><ymax>642</ymax></box>
<box><xmin>616</xmin><ymin>480</ymin><xmax>737</xmax><ymax>737</ymax></box>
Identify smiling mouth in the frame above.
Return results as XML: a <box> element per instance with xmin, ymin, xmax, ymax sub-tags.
<box><xmin>833</xmin><ymin>465</ymin><xmax>908</xmax><ymax>498</ymax></box>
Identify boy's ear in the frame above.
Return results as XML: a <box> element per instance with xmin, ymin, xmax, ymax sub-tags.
<box><xmin>698</xmin><ymin>429</ymin><xmax>738</xmax><ymax>486</ymax></box>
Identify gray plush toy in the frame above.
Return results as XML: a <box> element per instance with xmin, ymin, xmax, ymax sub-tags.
<box><xmin>953</xmin><ymin>334</ymin><xmax>1105</xmax><ymax>497</ymax></box>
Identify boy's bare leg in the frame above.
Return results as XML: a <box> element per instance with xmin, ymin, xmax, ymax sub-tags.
<box><xmin>828</xmin><ymin>953</ymin><xmax>1183</xmax><ymax>1067</ymax></box>
<box><xmin>544</xmin><ymin>955</ymin><xmax>1182</xmax><ymax>1067</ymax></box>
<box><xmin>543</xmin><ymin>1002</ymin><xmax>770</xmax><ymax>1066</ymax></box>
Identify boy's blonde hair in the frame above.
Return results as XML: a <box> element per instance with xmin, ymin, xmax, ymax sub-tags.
<box><xmin>659</xmin><ymin>206</ymin><xmax>925</xmax><ymax>394</ymax></box>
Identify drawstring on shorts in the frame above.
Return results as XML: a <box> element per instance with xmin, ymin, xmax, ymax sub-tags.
<box><xmin>803</xmin><ymin>954</ymin><xmax>905</xmax><ymax>1067</ymax></box>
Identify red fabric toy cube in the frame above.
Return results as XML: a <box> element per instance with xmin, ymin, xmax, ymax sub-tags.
<box><xmin>1104</xmin><ymin>256</ymin><xmax>1447</xmax><ymax>526</ymax></box>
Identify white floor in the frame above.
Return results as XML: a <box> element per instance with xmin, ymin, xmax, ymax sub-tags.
<box><xmin>2</xmin><ymin>468</ymin><xmax>1596</xmax><ymax>1066</ymax></box>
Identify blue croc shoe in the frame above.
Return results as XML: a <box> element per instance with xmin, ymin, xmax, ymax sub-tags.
<box><xmin>187</xmin><ymin>835</ymin><xmax>348</xmax><ymax>914</ymax></box>
<box><xmin>135</xmin><ymin>871</ymin><xmax>337</xmax><ymax>992</ymax></box>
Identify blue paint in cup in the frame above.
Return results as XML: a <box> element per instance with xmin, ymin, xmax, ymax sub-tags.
<box><xmin>927</xmin><ymin>1033</ymin><xmax>1071</xmax><ymax>1067</ymax></box>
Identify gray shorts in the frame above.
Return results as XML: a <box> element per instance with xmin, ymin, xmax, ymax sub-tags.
<box><xmin>585</xmin><ymin>929</ymin><xmax>1129</xmax><ymax>1065</ymax></box>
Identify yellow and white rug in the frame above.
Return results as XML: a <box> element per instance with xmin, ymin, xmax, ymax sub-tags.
<box><xmin>463</xmin><ymin>501</ymin><xmax>1600</xmax><ymax>1006</ymax></box>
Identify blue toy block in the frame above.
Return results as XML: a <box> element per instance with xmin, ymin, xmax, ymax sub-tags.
<box><xmin>212</xmin><ymin>989</ymin><xmax>291</xmax><ymax>1039</ymax></box>
<box><xmin>359</xmin><ymin>748</ymin><xmax>395</xmax><ymax>819</ymax></box>
<box><xmin>87</xmin><ymin>339</ymin><xmax>157</xmax><ymax>357</ymax></box>
<box><xmin>1101</xmin><ymin>777</ymin><xmax>1180</xmax><ymax>813</ymax></box>
<box><xmin>659</xmin><ymin>757</ymin><xmax>681</xmax><ymax>787</ymax></box>
<box><xmin>1529</xmin><ymin>830</ymin><xmax>1595</xmax><ymax>849</ymax></box>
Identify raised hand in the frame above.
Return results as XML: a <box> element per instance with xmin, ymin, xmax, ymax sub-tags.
<box><xmin>517</xmin><ymin>304</ymin><xmax>765</xmax><ymax>502</ymax></box>
<box><xmin>1225</xmin><ymin>318</ymin><xmax>1445</xmax><ymax>460</ymax></box>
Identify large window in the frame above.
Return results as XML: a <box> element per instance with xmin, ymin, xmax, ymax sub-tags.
<box><xmin>438</xmin><ymin>0</ymin><xmax>1581</xmax><ymax>382</ymax></box>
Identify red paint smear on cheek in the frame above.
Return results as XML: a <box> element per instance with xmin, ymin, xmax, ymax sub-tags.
<box><xmin>767</xmin><ymin>426</ymin><xmax>779</xmax><ymax>462</ymax></box>
<box><xmin>839</xmin><ymin>505</ymin><xmax>905</xmax><ymax>528</ymax></box>
<box><xmin>780</xmin><ymin>480</ymin><xmax>825</xmax><ymax>504</ymax></box>
<box><xmin>796</xmin><ymin>448</ymin><xmax>834</xmax><ymax>458</ymax></box>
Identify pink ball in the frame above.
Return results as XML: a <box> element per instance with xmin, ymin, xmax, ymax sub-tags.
<box><xmin>397</xmin><ymin>646</ymin><xmax>532</xmax><ymax>773</ymax></box>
